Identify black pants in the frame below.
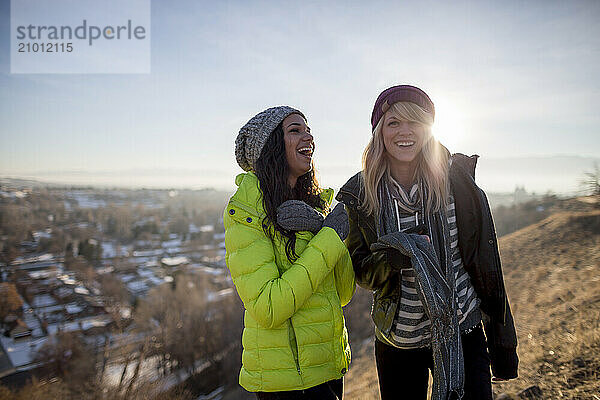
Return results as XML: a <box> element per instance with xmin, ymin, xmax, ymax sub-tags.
<box><xmin>255</xmin><ymin>378</ymin><xmax>343</xmax><ymax>400</ymax></box>
<box><xmin>375</xmin><ymin>325</ymin><xmax>493</xmax><ymax>400</ymax></box>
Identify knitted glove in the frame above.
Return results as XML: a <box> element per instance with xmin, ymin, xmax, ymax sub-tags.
<box><xmin>385</xmin><ymin>248</ymin><xmax>411</xmax><ymax>270</ymax></box>
<box><xmin>276</xmin><ymin>200</ymin><xmax>324</xmax><ymax>233</ymax></box>
<box><xmin>370</xmin><ymin>233</ymin><xmax>412</xmax><ymax>270</ymax></box>
<box><xmin>322</xmin><ymin>203</ymin><xmax>349</xmax><ymax>241</ymax></box>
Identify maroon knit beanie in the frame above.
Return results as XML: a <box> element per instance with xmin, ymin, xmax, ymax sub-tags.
<box><xmin>371</xmin><ymin>85</ymin><xmax>435</xmax><ymax>130</ymax></box>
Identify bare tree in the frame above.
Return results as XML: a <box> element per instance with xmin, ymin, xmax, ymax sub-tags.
<box><xmin>134</xmin><ymin>273</ymin><xmax>240</xmax><ymax>383</ymax></box>
<box><xmin>96</xmin><ymin>273</ymin><xmax>132</xmax><ymax>384</ymax></box>
<box><xmin>581</xmin><ymin>162</ymin><xmax>600</xmax><ymax>195</ymax></box>
<box><xmin>124</xmin><ymin>338</ymin><xmax>150</xmax><ymax>398</ymax></box>
<box><xmin>33</xmin><ymin>331</ymin><xmax>98</xmax><ymax>395</ymax></box>
<box><xmin>0</xmin><ymin>283</ymin><xmax>23</xmax><ymax>322</ymax></box>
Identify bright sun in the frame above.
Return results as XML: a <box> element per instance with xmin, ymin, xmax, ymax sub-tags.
<box><xmin>431</xmin><ymin>96</ymin><xmax>466</xmax><ymax>151</ymax></box>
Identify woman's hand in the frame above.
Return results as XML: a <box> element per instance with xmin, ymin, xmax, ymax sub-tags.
<box><xmin>380</xmin><ymin>247</ymin><xmax>411</xmax><ymax>270</ymax></box>
<box><xmin>369</xmin><ymin>233</ymin><xmax>411</xmax><ymax>270</ymax></box>
<box><xmin>323</xmin><ymin>203</ymin><xmax>349</xmax><ymax>241</ymax></box>
<box><xmin>276</xmin><ymin>200</ymin><xmax>324</xmax><ymax>233</ymax></box>
<box><xmin>369</xmin><ymin>232</ymin><xmax>429</xmax><ymax>270</ymax></box>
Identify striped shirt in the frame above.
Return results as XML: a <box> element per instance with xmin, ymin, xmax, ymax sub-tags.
<box><xmin>389</xmin><ymin>183</ymin><xmax>482</xmax><ymax>349</ymax></box>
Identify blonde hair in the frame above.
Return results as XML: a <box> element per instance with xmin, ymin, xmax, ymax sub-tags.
<box><xmin>361</xmin><ymin>101</ymin><xmax>449</xmax><ymax>216</ymax></box>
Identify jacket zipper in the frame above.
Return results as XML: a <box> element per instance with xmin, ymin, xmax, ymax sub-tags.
<box><xmin>288</xmin><ymin>320</ymin><xmax>302</xmax><ymax>376</ymax></box>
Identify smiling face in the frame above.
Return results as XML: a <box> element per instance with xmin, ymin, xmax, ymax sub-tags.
<box><xmin>282</xmin><ymin>113</ymin><xmax>314</xmax><ymax>187</ymax></box>
<box><xmin>381</xmin><ymin>109</ymin><xmax>430</xmax><ymax>177</ymax></box>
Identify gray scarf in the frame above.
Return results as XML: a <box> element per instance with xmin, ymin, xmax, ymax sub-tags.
<box><xmin>374</xmin><ymin>178</ymin><xmax>464</xmax><ymax>400</ymax></box>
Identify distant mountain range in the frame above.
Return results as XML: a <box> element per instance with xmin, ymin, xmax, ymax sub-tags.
<box><xmin>476</xmin><ymin>155</ymin><xmax>599</xmax><ymax>194</ymax></box>
<box><xmin>2</xmin><ymin>155</ymin><xmax>599</xmax><ymax>195</ymax></box>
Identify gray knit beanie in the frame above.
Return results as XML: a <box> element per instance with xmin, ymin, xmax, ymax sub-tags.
<box><xmin>235</xmin><ymin>106</ymin><xmax>304</xmax><ymax>171</ymax></box>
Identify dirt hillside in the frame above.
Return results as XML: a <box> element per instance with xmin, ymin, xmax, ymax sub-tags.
<box><xmin>345</xmin><ymin>196</ymin><xmax>600</xmax><ymax>400</ymax></box>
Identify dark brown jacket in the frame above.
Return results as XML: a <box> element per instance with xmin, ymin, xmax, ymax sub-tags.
<box><xmin>336</xmin><ymin>153</ymin><xmax>518</xmax><ymax>379</ymax></box>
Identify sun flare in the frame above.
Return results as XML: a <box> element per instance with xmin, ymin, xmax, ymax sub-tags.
<box><xmin>431</xmin><ymin>96</ymin><xmax>466</xmax><ymax>151</ymax></box>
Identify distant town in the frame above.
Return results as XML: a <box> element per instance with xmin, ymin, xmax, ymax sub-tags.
<box><xmin>0</xmin><ymin>181</ymin><xmax>245</xmax><ymax>398</ymax></box>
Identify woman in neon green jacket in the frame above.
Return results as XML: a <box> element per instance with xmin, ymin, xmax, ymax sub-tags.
<box><xmin>224</xmin><ymin>106</ymin><xmax>356</xmax><ymax>399</ymax></box>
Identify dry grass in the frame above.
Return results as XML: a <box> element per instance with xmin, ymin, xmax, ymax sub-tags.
<box><xmin>344</xmin><ymin>339</ymin><xmax>380</xmax><ymax>400</ymax></box>
<box><xmin>344</xmin><ymin>197</ymin><xmax>600</xmax><ymax>400</ymax></box>
<box><xmin>493</xmin><ymin>208</ymin><xmax>600</xmax><ymax>399</ymax></box>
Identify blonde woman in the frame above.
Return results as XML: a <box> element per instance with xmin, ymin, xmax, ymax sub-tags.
<box><xmin>337</xmin><ymin>85</ymin><xmax>518</xmax><ymax>399</ymax></box>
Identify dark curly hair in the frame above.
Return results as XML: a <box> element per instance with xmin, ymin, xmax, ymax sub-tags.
<box><xmin>254</xmin><ymin>122</ymin><xmax>326</xmax><ymax>262</ymax></box>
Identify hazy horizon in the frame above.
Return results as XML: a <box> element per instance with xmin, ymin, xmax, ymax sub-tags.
<box><xmin>2</xmin><ymin>154</ymin><xmax>598</xmax><ymax>195</ymax></box>
<box><xmin>1</xmin><ymin>1</ymin><xmax>599</xmax><ymax>194</ymax></box>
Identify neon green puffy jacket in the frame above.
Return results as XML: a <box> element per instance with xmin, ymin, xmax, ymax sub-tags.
<box><xmin>224</xmin><ymin>172</ymin><xmax>356</xmax><ymax>392</ymax></box>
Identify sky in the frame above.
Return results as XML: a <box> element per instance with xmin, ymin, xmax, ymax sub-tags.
<box><xmin>0</xmin><ymin>0</ymin><xmax>599</xmax><ymax>193</ymax></box>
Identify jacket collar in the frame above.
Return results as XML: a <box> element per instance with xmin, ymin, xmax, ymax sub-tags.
<box><xmin>450</xmin><ymin>153</ymin><xmax>478</xmax><ymax>180</ymax></box>
<box><xmin>232</xmin><ymin>172</ymin><xmax>264</xmax><ymax>214</ymax></box>
<box><xmin>337</xmin><ymin>171</ymin><xmax>364</xmax><ymax>203</ymax></box>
